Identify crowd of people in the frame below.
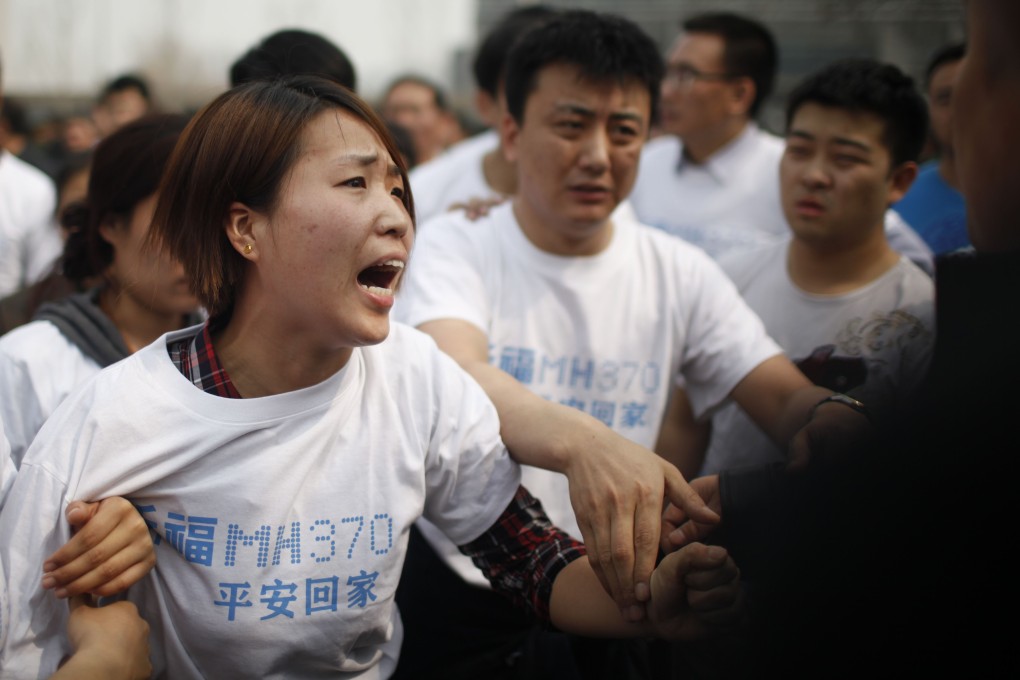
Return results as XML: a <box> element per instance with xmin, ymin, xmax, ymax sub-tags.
<box><xmin>0</xmin><ymin>1</ymin><xmax>1015</xmax><ymax>678</ymax></box>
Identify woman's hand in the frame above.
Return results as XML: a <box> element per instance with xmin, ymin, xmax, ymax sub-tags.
<box><xmin>42</xmin><ymin>497</ymin><xmax>155</xmax><ymax>598</ymax></box>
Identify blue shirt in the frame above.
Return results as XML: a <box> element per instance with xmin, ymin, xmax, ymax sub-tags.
<box><xmin>893</xmin><ymin>161</ymin><xmax>969</xmax><ymax>255</ymax></box>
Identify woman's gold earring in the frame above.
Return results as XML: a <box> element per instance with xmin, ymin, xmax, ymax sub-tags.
<box><xmin>243</xmin><ymin>244</ymin><xmax>253</xmax><ymax>255</ymax></box>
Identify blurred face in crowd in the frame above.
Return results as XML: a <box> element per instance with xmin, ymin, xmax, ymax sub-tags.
<box><xmin>927</xmin><ymin>57</ymin><xmax>962</xmax><ymax>156</ymax></box>
<box><xmin>659</xmin><ymin>32</ymin><xmax>748</xmax><ymax>142</ymax></box>
<box><xmin>94</xmin><ymin>87</ymin><xmax>149</xmax><ymax>138</ymax></box>
<box><xmin>381</xmin><ymin>81</ymin><xmax>447</xmax><ymax>165</ymax></box>
<box><xmin>101</xmin><ymin>192</ymin><xmax>199</xmax><ymax>320</ymax></box>
<box><xmin>504</xmin><ymin>63</ymin><xmax>650</xmax><ymax>256</ymax></box>
<box><xmin>781</xmin><ymin>102</ymin><xmax>915</xmax><ymax>251</ymax></box>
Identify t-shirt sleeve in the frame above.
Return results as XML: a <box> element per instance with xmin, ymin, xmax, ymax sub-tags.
<box><xmin>675</xmin><ymin>247</ymin><xmax>783</xmax><ymax>419</ymax></box>
<box><xmin>395</xmin><ymin>213</ymin><xmax>493</xmax><ymax>335</ymax></box>
<box><xmin>416</xmin><ymin>332</ymin><xmax>520</xmax><ymax>545</ymax></box>
<box><xmin>0</xmin><ymin>461</ymin><xmax>73</xmax><ymax>676</ymax></box>
<box><xmin>0</xmin><ymin>343</ymin><xmax>47</xmax><ymax>469</ymax></box>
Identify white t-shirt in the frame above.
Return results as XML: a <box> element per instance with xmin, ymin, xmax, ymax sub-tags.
<box><xmin>629</xmin><ymin>125</ymin><xmax>788</xmax><ymax>260</ymax></box>
<box><xmin>408</xmin><ymin>130</ymin><xmax>501</xmax><ymax>226</ymax></box>
<box><xmin>0</xmin><ymin>421</ymin><xmax>13</xmax><ymax>654</ymax></box>
<box><xmin>701</xmin><ymin>239</ymin><xmax>935</xmax><ymax>475</ymax></box>
<box><xmin>0</xmin><ymin>323</ymin><xmax>520</xmax><ymax>679</ymax></box>
<box><xmin>0</xmin><ymin>320</ymin><xmax>103</xmax><ymax>467</ymax></box>
<box><xmin>397</xmin><ymin>202</ymin><xmax>780</xmax><ymax>583</ymax></box>
<box><xmin>0</xmin><ymin>151</ymin><xmax>60</xmax><ymax>297</ymax></box>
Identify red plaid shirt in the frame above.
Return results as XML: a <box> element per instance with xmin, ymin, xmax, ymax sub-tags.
<box><xmin>167</xmin><ymin>322</ymin><xmax>585</xmax><ymax>621</ymax></box>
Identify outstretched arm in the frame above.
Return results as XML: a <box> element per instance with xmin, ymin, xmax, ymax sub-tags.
<box><xmin>549</xmin><ymin>541</ymin><xmax>743</xmax><ymax>639</ymax></box>
<box><xmin>42</xmin><ymin>497</ymin><xmax>155</xmax><ymax>598</ymax></box>
<box><xmin>729</xmin><ymin>356</ymin><xmax>873</xmax><ymax>470</ymax></box>
<box><xmin>420</xmin><ymin>318</ymin><xmax>719</xmax><ymax>622</ymax></box>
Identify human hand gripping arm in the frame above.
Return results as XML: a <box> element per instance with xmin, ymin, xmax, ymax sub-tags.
<box><xmin>41</xmin><ymin>497</ymin><xmax>155</xmax><ymax>598</ymax></box>
<box><xmin>418</xmin><ymin>318</ymin><xmax>719</xmax><ymax>621</ymax></box>
<box><xmin>50</xmin><ymin>596</ymin><xmax>152</xmax><ymax>680</ymax></box>
<box><xmin>548</xmin><ymin>541</ymin><xmax>743</xmax><ymax>639</ymax></box>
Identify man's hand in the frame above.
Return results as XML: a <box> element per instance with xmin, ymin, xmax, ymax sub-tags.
<box><xmin>647</xmin><ymin>542</ymin><xmax>744</xmax><ymax>640</ymax></box>
<box><xmin>42</xmin><ymin>498</ymin><xmax>155</xmax><ymax>598</ymax></box>
<box><xmin>448</xmin><ymin>195</ymin><xmax>508</xmax><ymax>221</ymax></box>
<box><xmin>660</xmin><ymin>475</ymin><xmax>722</xmax><ymax>553</ymax></box>
<box><xmin>54</xmin><ymin>597</ymin><xmax>152</xmax><ymax>680</ymax></box>
<box><xmin>787</xmin><ymin>399</ymin><xmax>874</xmax><ymax>471</ymax></box>
<box><xmin>563</xmin><ymin>429</ymin><xmax>719</xmax><ymax>622</ymax></box>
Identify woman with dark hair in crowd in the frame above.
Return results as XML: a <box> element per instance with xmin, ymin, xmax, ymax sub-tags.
<box><xmin>0</xmin><ymin>113</ymin><xmax>200</xmax><ymax>465</ymax></box>
<box><xmin>0</xmin><ymin>76</ymin><xmax>741</xmax><ymax>679</ymax></box>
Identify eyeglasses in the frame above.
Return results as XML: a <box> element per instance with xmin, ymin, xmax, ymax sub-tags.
<box><xmin>664</xmin><ymin>63</ymin><xmax>740</xmax><ymax>89</ymax></box>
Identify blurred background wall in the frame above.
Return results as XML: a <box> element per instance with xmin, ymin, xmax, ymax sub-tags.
<box><xmin>0</xmin><ymin>0</ymin><xmax>965</xmax><ymax>135</ymax></box>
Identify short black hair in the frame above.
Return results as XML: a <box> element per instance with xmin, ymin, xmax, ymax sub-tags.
<box><xmin>682</xmin><ymin>12</ymin><xmax>777</xmax><ymax>118</ymax></box>
<box><xmin>382</xmin><ymin>75</ymin><xmax>448</xmax><ymax>112</ymax></box>
<box><xmin>924</xmin><ymin>42</ymin><xmax>966</xmax><ymax>89</ymax></box>
<box><xmin>0</xmin><ymin>97</ymin><xmax>30</xmax><ymax>136</ymax></box>
<box><xmin>472</xmin><ymin>5</ymin><xmax>559</xmax><ymax>98</ymax></box>
<box><xmin>504</xmin><ymin>10</ymin><xmax>663</xmax><ymax>124</ymax></box>
<box><xmin>785</xmin><ymin>59</ymin><xmax>929</xmax><ymax>167</ymax></box>
<box><xmin>99</xmin><ymin>74</ymin><xmax>151</xmax><ymax>103</ymax></box>
<box><xmin>230</xmin><ymin>29</ymin><xmax>357</xmax><ymax>91</ymax></box>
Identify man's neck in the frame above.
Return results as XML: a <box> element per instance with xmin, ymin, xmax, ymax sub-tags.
<box><xmin>681</xmin><ymin>117</ymin><xmax>750</xmax><ymax>165</ymax></box>
<box><xmin>482</xmin><ymin>148</ymin><xmax>517</xmax><ymax>196</ymax></box>
<box><xmin>938</xmin><ymin>152</ymin><xmax>960</xmax><ymax>191</ymax></box>
<box><xmin>786</xmin><ymin>229</ymin><xmax>901</xmax><ymax>295</ymax></box>
<box><xmin>511</xmin><ymin>198</ymin><xmax>614</xmax><ymax>257</ymax></box>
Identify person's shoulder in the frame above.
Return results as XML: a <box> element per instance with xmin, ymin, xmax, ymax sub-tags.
<box><xmin>410</xmin><ymin>131</ymin><xmax>496</xmax><ymax>186</ymax></box>
<box><xmin>416</xmin><ymin>200</ymin><xmax>508</xmax><ymax>246</ymax></box>
<box><xmin>632</xmin><ymin>218</ymin><xmax>716</xmax><ymax>263</ymax></box>
<box><xmin>717</xmin><ymin>239</ymin><xmax>786</xmax><ymax>284</ymax></box>
<box><xmin>890</xmin><ymin>255</ymin><xmax>937</xmax><ymax>298</ymax></box>
<box><xmin>0</xmin><ymin>319</ymin><xmax>78</xmax><ymax>364</ymax></box>
<box><xmin>0</xmin><ymin>151</ymin><xmax>55</xmax><ymax>200</ymax></box>
<box><xmin>744</xmin><ymin>125</ymin><xmax>785</xmax><ymax>162</ymax></box>
<box><xmin>639</xmin><ymin>135</ymin><xmax>682</xmax><ymax>167</ymax></box>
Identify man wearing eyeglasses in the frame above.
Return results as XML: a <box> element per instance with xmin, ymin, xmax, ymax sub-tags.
<box><xmin>629</xmin><ymin>12</ymin><xmax>786</xmax><ymax>260</ymax></box>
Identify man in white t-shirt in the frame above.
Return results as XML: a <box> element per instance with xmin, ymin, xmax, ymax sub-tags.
<box><xmin>395</xmin><ymin>10</ymin><xmax>870</xmax><ymax>678</ymax></box>
<box><xmin>0</xmin><ymin>57</ymin><xmax>60</xmax><ymax>297</ymax></box>
<box><xmin>699</xmin><ymin>59</ymin><xmax>936</xmax><ymax>476</ymax></box>
<box><xmin>629</xmin><ymin>12</ymin><xmax>934</xmax><ymax>275</ymax></box>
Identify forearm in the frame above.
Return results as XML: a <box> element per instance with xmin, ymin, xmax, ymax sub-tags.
<box><xmin>655</xmin><ymin>389</ymin><xmax>710</xmax><ymax>480</ymax></box>
<box><xmin>769</xmin><ymin>385</ymin><xmax>833</xmax><ymax>446</ymax></box>
<box><xmin>460</xmin><ymin>359</ymin><xmax>601</xmax><ymax>473</ymax></box>
<box><xmin>549</xmin><ymin>559</ymin><xmax>651</xmax><ymax>637</ymax></box>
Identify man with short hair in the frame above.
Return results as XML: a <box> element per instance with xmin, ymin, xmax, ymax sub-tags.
<box><xmin>380</xmin><ymin>75</ymin><xmax>454</xmax><ymax>167</ymax></box>
<box><xmin>630</xmin><ymin>12</ymin><xmax>785</xmax><ymax>258</ymax></box>
<box><xmin>0</xmin><ymin>54</ymin><xmax>60</xmax><ymax>298</ymax></box>
<box><xmin>697</xmin><ymin>59</ymin><xmax>935</xmax><ymax>476</ymax></box>
<box><xmin>892</xmin><ymin>43</ymin><xmax>969</xmax><ymax>254</ymax></box>
<box><xmin>92</xmin><ymin>74</ymin><xmax>152</xmax><ymax>138</ymax></box>
<box><xmin>229</xmin><ymin>28</ymin><xmax>357</xmax><ymax>91</ymax></box>
<box><xmin>396</xmin><ymin>10</ymin><xmax>869</xmax><ymax>677</ymax></box>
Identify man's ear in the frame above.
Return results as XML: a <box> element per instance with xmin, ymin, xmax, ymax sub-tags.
<box><xmin>501</xmin><ymin>110</ymin><xmax>522</xmax><ymax>164</ymax></box>
<box><xmin>225</xmin><ymin>201</ymin><xmax>261</xmax><ymax>260</ymax></box>
<box><xmin>887</xmin><ymin>161</ymin><xmax>919</xmax><ymax>205</ymax></box>
<box><xmin>729</xmin><ymin>76</ymin><xmax>757</xmax><ymax>117</ymax></box>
